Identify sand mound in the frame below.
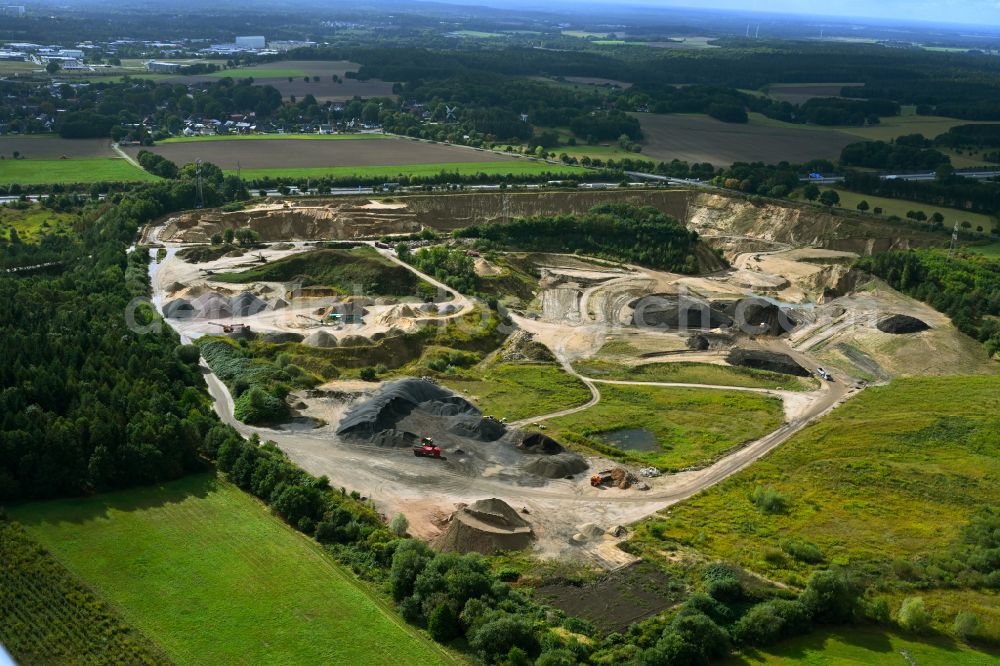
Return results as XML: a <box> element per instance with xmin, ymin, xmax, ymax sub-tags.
<box><xmin>262</xmin><ymin>331</ymin><xmax>304</xmax><ymax>344</ymax></box>
<box><xmin>339</xmin><ymin>334</ymin><xmax>370</xmax><ymax>347</ymax></box>
<box><xmin>687</xmin><ymin>334</ymin><xmax>710</xmax><ymax>351</ymax></box>
<box><xmin>448</xmin><ymin>416</ymin><xmax>507</xmax><ymax>442</ymax></box>
<box><xmin>232</xmin><ymin>291</ymin><xmax>268</xmax><ymax>317</ymax></box>
<box><xmin>877</xmin><ymin>314</ymin><xmax>930</xmax><ymax>334</ymax></box>
<box><xmin>436</xmin><ymin>498</ymin><xmax>534</xmax><ymax>554</ymax></box>
<box><xmin>417</xmin><ymin>302</ymin><xmax>439</xmax><ymax>314</ymax></box>
<box><xmin>271</xmin><ymin>297</ymin><xmax>290</xmax><ymax>310</ymax></box>
<box><xmin>163</xmin><ymin>298</ymin><xmax>194</xmax><ymax>319</ymax></box>
<box><xmin>727</xmin><ymin>348</ymin><xmax>809</xmax><ymax>376</ymax></box>
<box><xmin>191</xmin><ymin>292</ymin><xmax>234</xmax><ymax>319</ymax></box>
<box><xmin>630</xmin><ymin>294</ymin><xmax>732</xmax><ymax>330</ymax></box>
<box><xmin>369</xmin><ymin>429</ymin><xmax>420</xmax><ymax>448</ymax></box>
<box><xmin>725</xmin><ymin>297</ymin><xmax>797</xmax><ymax>336</ymax></box>
<box><xmin>374</xmin><ymin>304</ymin><xmax>417</xmax><ymax>327</ymax></box>
<box><xmin>303</xmin><ymin>330</ymin><xmax>339</xmax><ymax>348</ymax></box>
<box><xmin>337</xmin><ymin>378</ymin><xmax>478</xmax><ymax>437</ymax></box>
<box><xmin>516</xmin><ymin>432</ymin><xmax>565</xmax><ymax>454</ymax></box>
<box><xmin>165</xmin><ymin>281</ymin><xmax>187</xmax><ymax>294</ymax></box>
<box><xmin>523</xmin><ymin>452</ymin><xmax>588</xmax><ymax>478</ymax></box>
<box><xmin>437</xmin><ymin>303</ymin><xmax>458</xmax><ymax>315</ymax></box>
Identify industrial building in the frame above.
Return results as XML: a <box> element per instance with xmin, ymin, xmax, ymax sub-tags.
<box><xmin>235</xmin><ymin>35</ymin><xmax>266</xmax><ymax>50</ymax></box>
<box><xmin>146</xmin><ymin>60</ymin><xmax>182</xmax><ymax>73</ymax></box>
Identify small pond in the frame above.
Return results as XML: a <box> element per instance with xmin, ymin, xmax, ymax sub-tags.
<box><xmin>602</xmin><ymin>428</ymin><xmax>659</xmax><ymax>453</ymax></box>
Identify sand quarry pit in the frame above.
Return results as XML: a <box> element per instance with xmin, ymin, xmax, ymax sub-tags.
<box><xmin>146</xmin><ymin>191</ymin><xmax>995</xmax><ymax>574</ymax></box>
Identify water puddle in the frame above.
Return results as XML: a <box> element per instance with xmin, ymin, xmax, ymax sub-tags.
<box><xmin>602</xmin><ymin>428</ymin><xmax>659</xmax><ymax>453</ymax></box>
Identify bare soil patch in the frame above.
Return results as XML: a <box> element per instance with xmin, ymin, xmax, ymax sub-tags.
<box><xmin>534</xmin><ymin>561</ymin><xmax>681</xmax><ymax>632</ymax></box>
<box><xmin>0</xmin><ymin>137</ymin><xmax>116</xmax><ymax>160</ymax></box>
<box><xmin>129</xmin><ymin>137</ymin><xmax>516</xmax><ymax>170</ymax></box>
<box><xmin>635</xmin><ymin>113</ymin><xmax>855</xmax><ymax>165</ymax></box>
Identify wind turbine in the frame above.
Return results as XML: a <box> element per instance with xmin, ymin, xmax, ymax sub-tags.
<box><xmin>445</xmin><ymin>105</ymin><xmax>457</xmax><ymax>121</ymax></box>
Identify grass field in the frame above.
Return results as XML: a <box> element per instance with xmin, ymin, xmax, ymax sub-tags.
<box><xmin>442</xmin><ymin>361</ymin><xmax>592</xmax><ymax>422</ymax></box>
<box><xmin>235</xmin><ymin>161</ymin><xmax>583</xmax><ymax>181</ymax></box>
<box><xmin>0</xmin><ymin>520</ymin><xmax>169</xmax><ymax>665</ymax></box>
<box><xmin>967</xmin><ymin>242</ymin><xmax>1000</xmax><ymax>257</ymax></box>
<box><xmin>160</xmin><ymin>133</ymin><xmax>391</xmax><ymax>144</ymax></box>
<box><xmin>0</xmin><ymin>204</ymin><xmax>77</xmax><ymax>242</ymax></box>
<box><xmin>544</xmin><ymin>384</ymin><xmax>784</xmax><ymax>471</ymax></box>
<box><xmin>0</xmin><ymin>158</ymin><xmax>155</xmax><ymax>185</ymax></box>
<box><xmin>573</xmin><ymin>359</ymin><xmax>818</xmax><ymax>391</ymax></box>
<box><xmin>824</xmin><ymin>188</ymin><xmax>996</xmax><ymax>233</ymax></box>
<box><xmin>724</xmin><ymin>625</ymin><xmax>998</xmax><ymax>665</ymax></box>
<box><xmin>625</xmin><ymin>376</ymin><xmax>1000</xmax><ymax>635</ymax></box>
<box><xmin>12</xmin><ymin>474</ymin><xmax>453</xmax><ymax>666</ymax></box>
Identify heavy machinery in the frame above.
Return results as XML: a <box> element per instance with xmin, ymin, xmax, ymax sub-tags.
<box><xmin>209</xmin><ymin>322</ymin><xmax>250</xmax><ymax>334</ymax></box>
<box><xmin>297</xmin><ymin>314</ymin><xmax>331</xmax><ymax>327</ymax></box>
<box><xmin>590</xmin><ymin>471</ymin><xmax>613</xmax><ymax>487</ymax></box>
<box><xmin>412</xmin><ymin>436</ymin><xmax>441</xmax><ymax>458</ymax></box>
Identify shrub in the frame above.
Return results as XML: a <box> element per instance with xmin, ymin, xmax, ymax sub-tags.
<box><xmin>800</xmin><ymin>570</ymin><xmax>857</xmax><ymax>624</ymax></box>
<box><xmin>469</xmin><ymin>616</ymin><xmax>540</xmax><ymax>663</ymax></box>
<box><xmin>897</xmin><ymin>596</ymin><xmax>930</xmax><ymax>634</ymax></box>
<box><xmin>750</xmin><ymin>485</ymin><xmax>789</xmax><ymax>513</ymax></box>
<box><xmin>359</xmin><ymin>367</ymin><xmax>377</xmax><ymax>381</ymax></box>
<box><xmin>733</xmin><ymin>600</ymin><xmax>811</xmax><ymax>646</ymax></box>
<box><xmin>496</xmin><ymin>568</ymin><xmax>520</xmax><ymax>582</ymax></box>
<box><xmin>390</xmin><ymin>513</ymin><xmax>410</xmax><ymax>537</ymax></box>
<box><xmin>782</xmin><ymin>538</ymin><xmax>824</xmax><ymax>564</ymax></box>
<box><xmin>953</xmin><ymin>611</ymin><xmax>981</xmax><ymax>640</ymax></box>
<box><xmin>174</xmin><ymin>344</ymin><xmax>201</xmax><ymax>364</ymax></box>
<box><xmin>428</xmin><ymin>603</ymin><xmax>461</xmax><ymax>642</ymax></box>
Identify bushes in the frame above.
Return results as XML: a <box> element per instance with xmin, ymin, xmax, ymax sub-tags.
<box><xmin>897</xmin><ymin>596</ymin><xmax>931</xmax><ymax>634</ymax></box>
<box><xmin>953</xmin><ymin>611</ymin><xmax>982</xmax><ymax>640</ymax></box>
<box><xmin>233</xmin><ymin>385</ymin><xmax>289</xmax><ymax>424</ymax></box>
<box><xmin>782</xmin><ymin>538</ymin><xmax>824</xmax><ymax>564</ymax></box>
<box><xmin>457</xmin><ymin>204</ymin><xmax>702</xmax><ymax>274</ymax></box>
<box><xmin>468</xmin><ymin>616</ymin><xmax>540</xmax><ymax>663</ymax></box>
<box><xmin>732</xmin><ymin>600</ymin><xmax>811</xmax><ymax>646</ymax></box>
<box><xmin>750</xmin><ymin>485</ymin><xmax>789</xmax><ymax>513</ymax></box>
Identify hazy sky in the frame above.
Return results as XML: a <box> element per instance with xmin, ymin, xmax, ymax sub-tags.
<box><xmin>539</xmin><ymin>0</ymin><xmax>1000</xmax><ymax>26</ymax></box>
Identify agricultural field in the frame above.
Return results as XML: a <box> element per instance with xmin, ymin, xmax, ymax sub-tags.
<box><xmin>824</xmin><ymin>188</ymin><xmax>996</xmax><ymax>233</ymax></box>
<box><xmin>159</xmin><ymin>133</ymin><xmax>391</xmax><ymax>144</ymax></box>
<box><xmin>0</xmin><ymin>136</ymin><xmax>154</xmax><ymax>185</ymax></box>
<box><xmin>0</xmin><ymin>203</ymin><xmax>77</xmax><ymax>242</ymax></box>
<box><xmin>0</xmin><ymin>158</ymin><xmax>156</xmax><ymax>185</ymax></box>
<box><xmin>12</xmin><ymin>474</ymin><xmax>454</xmax><ymax>666</ymax></box>
<box><xmin>635</xmin><ymin>113</ymin><xmax>856</xmax><ymax>165</ymax></box>
<box><xmin>573</xmin><ymin>359</ymin><xmax>818</xmax><ymax>391</ymax></box>
<box><xmin>442</xmin><ymin>361</ymin><xmax>592</xmax><ymax>422</ymax></box>
<box><xmin>0</xmin><ymin>520</ymin><xmax>169</xmax><ymax>665</ymax></box>
<box><xmin>168</xmin><ymin>60</ymin><xmax>396</xmax><ymax>101</ymax></box>
<box><xmin>625</xmin><ymin>376</ymin><xmax>1000</xmax><ymax>638</ymax></box>
<box><xmin>763</xmin><ymin>82</ymin><xmax>862</xmax><ymax>105</ymax></box>
<box><xmin>543</xmin><ymin>384</ymin><xmax>785</xmax><ymax>471</ymax></box>
<box><xmin>127</xmin><ymin>135</ymin><xmax>520</xmax><ymax>171</ymax></box>
<box><xmin>724</xmin><ymin>625</ymin><xmax>998</xmax><ymax>665</ymax></box>
<box><xmin>0</xmin><ymin>136</ymin><xmax>119</xmax><ymax>159</ymax></box>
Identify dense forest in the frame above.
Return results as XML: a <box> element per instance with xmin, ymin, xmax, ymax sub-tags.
<box><xmin>456</xmin><ymin>204</ymin><xmax>704</xmax><ymax>273</ymax></box>
<box><xmin>855</xmin><ymin>250</ymin><xmax>1000</xmax><ymax>357</ymax></box>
